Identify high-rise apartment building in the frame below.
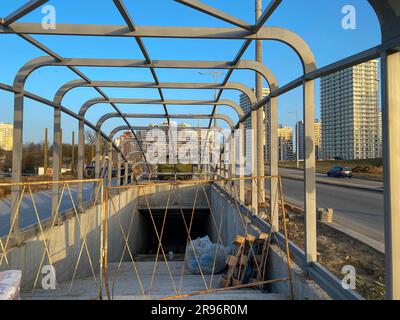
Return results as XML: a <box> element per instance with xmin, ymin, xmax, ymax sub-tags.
<box><xmin>0</xmin><ymin>122</ymin><xmax>13</xmax><ymax>151</ymax></box>
<box><xmin>314</xmin><ymin>120</ymin><xmax>322</xmax><ymax>160</ymax></box>
<box><xmin>296</xmin><ymin>121</ymin><xmax>305</xmax><ymax>160</ymax></box>
<box><xmin>278</xmin><ymin>125</ymin><xmax>294</xmax><ymax>161</ymax></box>
<box><xmin>320</xmin><ymin>60</ymin><xmax>380</xmax><ymax>160</ymax></box>
<box><xmin>377</xmin><ymin>110</ymin><xmax>383</xmax><ymax>158</ymax></box>
<box><xmin>239</xmin><ymin>88</ymin><xmax>270</xmax><ymax>160</ymax></box>
<box><xmin>296</xmin><ymin>119</ymin><xmax>322</xmax><ymax>160</ymax></box>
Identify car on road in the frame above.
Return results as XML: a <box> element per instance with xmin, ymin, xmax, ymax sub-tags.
<box><xmin>327</xmin><ymin>166</ymin><xmax>353</xmax><ymax>178</ymax></box>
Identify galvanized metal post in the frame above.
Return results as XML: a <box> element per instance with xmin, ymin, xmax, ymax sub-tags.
<box><xmin>269</xmin><ymin>97</ymin><xmax>279</xmax><ymax>231</ymax></box>
<box><xmin>77</xmin><ymin>119</ymin><xmax>84</xmax><ymax>211</ymax></box>
<box><xmin>251</xmin><ymin>111</ymin><xmax>258</xmax><ymax>215</ymax></box>
<box><xmin>220</xmin><ymin>135</ymin><xmax>225</xmax><ymax>183</ymax></box>
<box><xmin>107</xmin><ymin>142</ymin><xmax>113</xmax><ymax>187</ymax></box>
<box><xmin>51</xmin><ymin>107</ymin><xmax>61</xmax><ymax>218</ymax></box>
<box><xmin>117</xmin><ymin>153</ymin><xmax>122</xmax><ymax>186</ymax></box>
<box><xmin>60</xmin><ymin>128</ymin><xmax>63</xmax><ymax>170</ymax></box>
<box><xmin>239</xmin><ymin>122</ymin><xmax>245</xmax><ymax>203</ymax></box>
<box><xmin>95</xmin><ymin>132</ymin><xmax>101</xmax><ymax>179</ymax></box>
<box><xmin>230</xmin><ymin>130</ymin><xmax>236</xmax><ymax>197</ymax></box>
<box><xmin>10</xmin><ymin>91</ymin><xmax>23</xmax><ymax>242</ymax></box>
<box><xmin>223</xmin><ymin>134</ymin><xmax>227</xmax><ymax>181</ymax></box>
<box><xmin>124</xmin><ymin>162</ymin><xmax>129</xmax><ymax>185</ymax></box>
<box><xmin>304</xmin><ymin>80</ymin><xmax>317</xmax><ymax>264</ymax></box>
<box><xmin>217</xmin><ymin>147</ymin><xmax>222</xmax><ymax>179</ymax></box>
<box><xmin>382</xmin><ymin>51</ymin><xmax>400</xmax><ymax>300</ymax></box>
<box><xmin>43</xmin><ymin>128</ymin><xmax>48</xmax><ymax>174</ymax></box>
<box><xmin>231</xmin><ymin>131</ymin><xmax>236</xmax><ymax>176</ymax></box>
<box><xmin>71</xmin><ymin>131</ymin><xmax>75</xmax><ymax>174</ymax></box>
<box><xmin>256</xmin><ymin>0</ymin><xmax>265</xmax><ymax>206</ymax></box>
<box><xmin>91</xmin><ymin>141</ymin><xmax>95</xmax><ymax>161</ymax></box>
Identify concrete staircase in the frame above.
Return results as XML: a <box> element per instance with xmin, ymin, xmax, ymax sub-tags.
<box><xmin>21</xmin><ymin>261</ymin><xmax>288</xmax><ymax>300</ymax></box>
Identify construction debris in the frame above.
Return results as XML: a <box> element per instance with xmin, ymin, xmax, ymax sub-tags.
<box><xmin>318</xmin><ymin>208</ymin><xmax>334</xmax><ymax>223</ymax></box>
<box><xmin>220</xmin><ymin>233</ymin><xmax>269</xmax><ymax>288</ymax></box>
<box><xmin>185</xmin><ymin>236</ymin><xmax>231</xmax><ymax>274</ymax></box>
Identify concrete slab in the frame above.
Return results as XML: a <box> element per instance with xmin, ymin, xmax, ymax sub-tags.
<box><xmin>21</xmin><ymin>261</ymin><xmax>288</xmax><ymax>300</ymax></box>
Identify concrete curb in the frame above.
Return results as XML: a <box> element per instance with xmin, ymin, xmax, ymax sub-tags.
<box><xmin>282</xmin><ymin>174</ymin><xmax>384</xmax><ymax>193</ymax></box>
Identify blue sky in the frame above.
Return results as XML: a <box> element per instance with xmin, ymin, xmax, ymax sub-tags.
<box><xmin>0</xmin><ymin>0</ymin><xmax>381</xmax><ymax>143</ymax></box>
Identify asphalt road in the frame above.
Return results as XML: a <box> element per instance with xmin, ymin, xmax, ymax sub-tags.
<box><xmin>279</xmin><ymin>168</ymin><xmax>383</xmax><ymax>190</ymax></box>
<box><xmin>278</xmin><ymin>168</ymin><xmax>384</xmax><ymax>245</ymax></box>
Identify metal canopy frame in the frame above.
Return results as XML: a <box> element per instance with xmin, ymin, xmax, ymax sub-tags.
<box><xmin>1</xmin><ymin>0</ymin><xmax>400</xmax><ymax>300</ymax></box>
<box><xmin>109</xmin><ymin>125</ymin><xmax>224</xmax><ymax>141</ymax></box>
<box><xmin>80</xmin><ymin>98</ymin><xmax>244</xmax><ymax>119</ymax></box>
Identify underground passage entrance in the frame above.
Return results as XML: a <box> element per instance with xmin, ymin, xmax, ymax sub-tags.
<box><xmin>138</xmin><ymin>208</ymin><xmax>211</xmax><ymax>255</ymax></box>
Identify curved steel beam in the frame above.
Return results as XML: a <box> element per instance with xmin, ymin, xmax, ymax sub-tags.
<box><xmin>368</xmin><ymin>0</ymin><xmax>400</xmax><ymax>43</ymax></box>
<box><xmin>0</xmin><ymin>82</ymin><xmax>126</xmax><ymax>160</ymax></box>
<box><xmin>109</xmin><ymin>125</ymin><xmax>222</xmax><ymax>140</ymax></box>
<box><xmin>97</xmin><ymin>113</ymin><xmax>235</xmax><ymax>130</ymax></box>
<box><xmin>16</xmin><ymin>56</ymin><xmax>278</xmax><ymax>91</ymax></box>
<box><xmin>54</xmin><ymin>79</ymin><xmax>258</xmax><ymax>106</ymax></box>
<box><xmin>79</xmin><ymin>97</ymin><xmax>243</xmax><ymax>119</ymax></box>
<box><xmin>9</xmin><ymin>54</ymin><xmax>276</xmax><ymax>230</ymax></box>
<box><xmin>13</xmin><ymin>56</ymin><xmax>147</xmax><ymax>165</ymax></box>
<box><xmin>10</xmin><ymin>57</ymin><xmax>137</xmax><ymax>161</ymax></box>
<box><xmin>13</xmin><ymin>56</ymin><xmax>276</xmax><ymax>140</ymax></box>
<box><xmin>1</xmin><ymin>24</ymin><xmax>316</xmax><ymax>72</ymax></box>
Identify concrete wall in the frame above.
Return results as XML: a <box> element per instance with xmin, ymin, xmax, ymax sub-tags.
<box><xmin>266</xmin><ymin>245</ymin><xmax>331</xmax><ymax>300</ymax></box>
<box><xmin>0</xmin><ymin>183</ymin><xmax>212</xmax><ymax>290</ymax></box>
<box><xmin>1</xmin><ymin>203</ymin><xmax>103</xmax><ymax>289</ymax></box>
<box><xmin>209</xmin><ymin>187</ymin><xmax>248</xmax><ymax>246</ymax></box>
<box><xmin>0</xmin><ymin>187</ymin><xmax>138</xmax><ymax>290</ymax></box>
<box><xmin>2</xmin><ymin>182</ymin><xmax>330</xmax><ymax>299</ymax></box>
<box><xmin>137</xmin><ymin>183</ymin><xmax>210</xmax><ymax>210</ymax></box>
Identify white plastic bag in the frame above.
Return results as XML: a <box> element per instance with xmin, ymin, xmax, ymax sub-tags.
<box><xmin>0</xmin><ymin>270</ymin><xmax>21</xmax><ymax>300</ymax></box>
<box><xmin>185</xmin><ymin>236</ymin><xmax>231</xmax><ymax>274</ymax></box>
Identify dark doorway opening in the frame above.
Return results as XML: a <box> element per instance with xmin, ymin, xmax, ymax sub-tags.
<box><xmin>139</xmin><ymin>208</ymin><xmax>210</xmax><ymax>254</ymax></box>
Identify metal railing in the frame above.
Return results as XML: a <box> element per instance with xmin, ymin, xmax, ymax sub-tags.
<box><xmin>101</xmin><ymin>176</ymin><xmax>294</xmax><ymax>300</ymax></box>
<box><xmin>0</xmin><ymin>179</ymin><xmax>104</xmax><ymax>298</ymax></box>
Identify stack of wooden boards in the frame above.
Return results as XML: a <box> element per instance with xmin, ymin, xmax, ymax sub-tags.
<box><xmin>220</xmin><ymin>233</ymin><xmax>269</xmax><ymax>288</ymax></box>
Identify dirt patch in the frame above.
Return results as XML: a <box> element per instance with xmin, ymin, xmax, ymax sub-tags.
<box><xmin>352</xmin><ymin>166</ymin><xmax>383</xmax><ymax>175</ymax></box>
<box><xmin>280</xmin><ymin>210</ymin><xmax>385</xmax><ymax>300</ymax></box>
<box><xmin>239</xmin><ymin>185</ymin><xmax>384</xmax><ymax>299</ymax></box>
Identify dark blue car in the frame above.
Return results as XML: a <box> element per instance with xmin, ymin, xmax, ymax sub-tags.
<box><xmin>327</xmin><ymin>166</ymin><xmax>353</xmax><ymax>178</ymax></box>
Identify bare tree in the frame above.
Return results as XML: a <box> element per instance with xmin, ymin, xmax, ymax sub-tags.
<box><xmin>0</xmin><ymin>148</ymin><xmax>12</xmax><ymax>172</ymax></box>
<box><xmin>85</xmin><ymin>130</ymin><xmax>97</xmax><ymax>163</ymax></box>
<box><xmin>85</xmin><ymin>130</ymin><xmax>96</xmax><ymax>145</ymax></box>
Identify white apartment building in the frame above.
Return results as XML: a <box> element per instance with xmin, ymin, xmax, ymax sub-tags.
<box><xmin>278</xmin><ymin>125</ymin><xmax>294</xmax><ymax>161</ymax></box>
<box><xmin>0</xmin><ymin>122</ymin><xmax>13</xmax><ymax>151</ymax></box>
<box><xmin>321</xmin><ymin>60</ymin><xmax>381</xmax><ymax>160</ymax></box>
<box><xmin>239</xmin><ymin>88</ymin><xmax>270</xmax><ymax>161</ymax></box>
<box><xmin>296</xmin><ymin>119</ymin><xmax>322</xmax><ymax>160</ymax></box>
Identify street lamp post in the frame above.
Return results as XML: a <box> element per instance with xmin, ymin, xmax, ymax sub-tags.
<box><xmin>198</xmin><ymin>71</ymin><xmax>225</xmax><ymax>128</ymax></box>
<box><xmin>198</xmin><ymin>71</ymin><xmax>225</xmax><ymax>176</ymax></box>
<box><xmin>289</xmin><ymin>110</ymin><xmax>300</xmax><ymax>168</ymax></box>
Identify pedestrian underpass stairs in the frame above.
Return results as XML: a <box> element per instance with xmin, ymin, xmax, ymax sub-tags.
<box><xmin>4</xmin><ymin>183</ymin><xmax>332</xmax><ymax>300</ymax></box>
<box><xmin>21</xmin><ymin>262</ymin><xmax>288</xmax><ymax>300</ymax></box>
